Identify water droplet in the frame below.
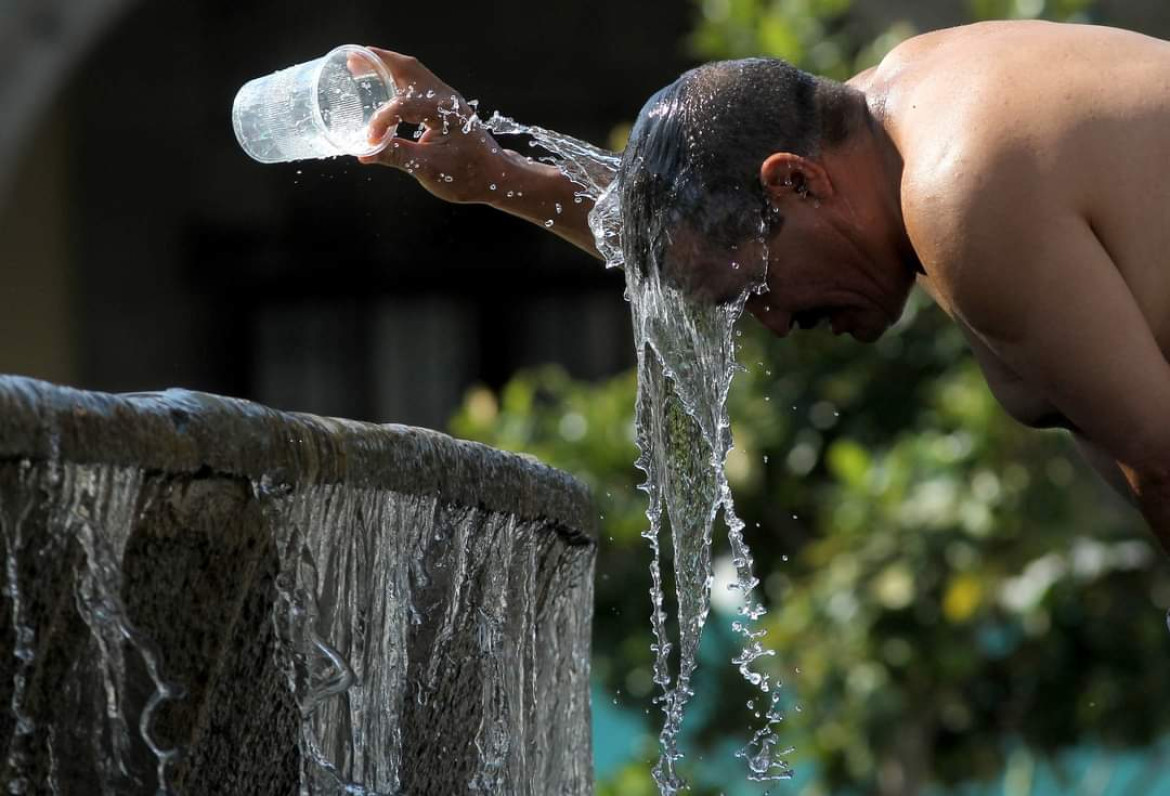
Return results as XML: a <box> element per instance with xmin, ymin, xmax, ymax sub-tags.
<box><xmin>544</xmin><ymin>220</ymin><xmax>554</xmax><ymax>228</ymax></box>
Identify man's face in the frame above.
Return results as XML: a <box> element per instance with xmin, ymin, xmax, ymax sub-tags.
<box><xmin>665</xmin><ymin>210</ymin><xmax>911</xmax><ymax>343</ymax></box>
<box><xmin>752</xmin><ymin>214</ymin><xmax>903</xmax><ymax>343</ymax></box>
<box><xmin>661</xmin><ymin>225</ymin><xmax>768</xmax><ymax>305</ymax></box>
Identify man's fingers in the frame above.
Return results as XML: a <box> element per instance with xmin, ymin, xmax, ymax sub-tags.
<box><xmin>369</xmin><ymin>90</ymin><xmax>467</xmax><ymax>142</ymax></box>
<box><xmin>368</xmin><ymin>102</ymin><xmax>401</xmax><ymax>143</ymax></box>
<box><xmin>366</xmin><ymin>47</ymin><xmax>441</xmax><ymax>93</ymax></box>
<box><xmin>358</xmin><ymin>138</ymin><xmax>426</xmax><ymax>171</ymax></box>
<box><xmin>369</xmin><ymin>97</ymin><xmax>429</xmax><ymax>140</ymax></box>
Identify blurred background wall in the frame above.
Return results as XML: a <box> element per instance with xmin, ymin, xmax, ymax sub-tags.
<box><xmin>0</xmin><ymin>0</ymin><xmax>692</xmax><ymax>425</ymax></box>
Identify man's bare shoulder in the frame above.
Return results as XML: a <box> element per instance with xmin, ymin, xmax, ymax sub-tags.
<box><xmin>884</xmin><ymin>21</ymin><xmax>1170</xmax><ymax>332</ymax></box>
<box><xmin>900</xmin><ymin>148</ymin><xmax>1050</xmax><ymax>339</ymax></box>
<box><xmin>875</xmin><ymin>20</ymin><xmax>1170</xmax><ymax>169</ymax></box>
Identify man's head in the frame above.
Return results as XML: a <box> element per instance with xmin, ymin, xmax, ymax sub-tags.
<box><xmin>618</xmin><ymin>57</ymin><xmax>916</xmax><ymax>342</ymax></box>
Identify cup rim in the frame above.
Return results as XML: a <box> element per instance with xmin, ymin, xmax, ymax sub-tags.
<box><xmin>312</xmin><ymin>44</ymin><xmax>396</xmax><ymax>158</ymax></box>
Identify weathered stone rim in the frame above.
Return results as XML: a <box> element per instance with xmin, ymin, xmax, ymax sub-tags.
<box><xmin>0</xmin><ymin>375</ymin><xmax>595</xmax><ymax>544</ymax></box>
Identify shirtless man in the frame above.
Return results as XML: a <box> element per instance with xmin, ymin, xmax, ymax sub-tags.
<box><xmin>357</xmin><ymin>21</ymin><xmax>1170</xmax><ymax>549</ymax></box>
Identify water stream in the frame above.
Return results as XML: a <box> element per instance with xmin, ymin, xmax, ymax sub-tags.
<box><xmin>485</xmin><ymin>112</ymin><xmax>794</xmax><ymax>789</ymax></box>
<box><xmin>259</xmin><ymin>478</ymin><xmax>592</xmax><ymax>796</ymax></box>
<box><xmin>0</xmin><ymin>460</ymin><xmax>181</xmax><ymax>795</ymax></box>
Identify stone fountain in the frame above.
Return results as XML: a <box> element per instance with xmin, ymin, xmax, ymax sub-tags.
<box><xmin>0</xmin><ymin>375</ymin><xmax>595</xmax><ymax>795</ymax></box>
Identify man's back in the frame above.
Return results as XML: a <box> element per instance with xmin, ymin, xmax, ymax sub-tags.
<box><xmin>869</xmin><ymin>21</ymin><xmax>1170</xmax><ymax>351</ymax></box>
<box><xmin>852</xmin><ymin>22</ymin><xmax>1170</xmax><ymax>537</ymax></box>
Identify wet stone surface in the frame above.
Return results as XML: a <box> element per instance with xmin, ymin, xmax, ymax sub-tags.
<box><xmin>0</xmin><ymin>375</ymin><xmax>595</xmax><ymax>795</ymax></box>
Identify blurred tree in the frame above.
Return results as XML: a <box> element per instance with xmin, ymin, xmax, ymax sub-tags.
<box><xmin>451</xmin><ymin>1</ymin><xmax>1170</xmax><ymax>794</ymax></box>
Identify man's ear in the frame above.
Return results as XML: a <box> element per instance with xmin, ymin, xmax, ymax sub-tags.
<box><xmin>760</xmin><ymin>152</ymin><xmax>834</xmax><ymax>203</ymax></box>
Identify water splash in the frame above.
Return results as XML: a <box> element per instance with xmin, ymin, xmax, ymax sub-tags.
<box><xmin>1</xmin><ymin>461</ymin><xmax>38</xmax><ymax>794</ymax></box>
<box><xmin>64</xmin><ymin>464</ymin><xmax>185</xmax><ymax>796</ymax></box>
<box><xmin>0</xmin><ymin>462</ymin><xmax>183</xmax><ymax>795</ymax></box>
<box><xmin>484</xmin><ymin>113</ymin><xmax>619</xmax><ymax>202</ymax></box>
<box><xmin>488</xmin><ymin>115</ymin><xmax>794</xmax><ymax>788</ymax></box>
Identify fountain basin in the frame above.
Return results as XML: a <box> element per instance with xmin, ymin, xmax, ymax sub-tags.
<box><xmin>0</xmin><ymin>375</ymin><xmax>595</xmax><ymax>794</ymax></box>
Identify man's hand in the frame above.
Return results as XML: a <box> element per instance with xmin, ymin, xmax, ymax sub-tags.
<box><xmin>355</xmin><ymin>48</ymin><xmax>504</xmax><ymax>205</ymax></box>
<box><xmin>353</xmin><ymin>48</ymin><xmax>602</xmax><ymax>257</ymax></box>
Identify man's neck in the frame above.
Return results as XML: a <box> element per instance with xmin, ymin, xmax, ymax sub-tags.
<box><xmin>826</xmin><ymin>99</ymin><xmax>920</xmax><ymax>278</ymax></box>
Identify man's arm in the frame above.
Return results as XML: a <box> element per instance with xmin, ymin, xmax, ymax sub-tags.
<box><xmin>912</xmin><ymin>150</ymin><xmax>1170</xmax><ymax>546</ymax></box>
<box><xmin>954</xmin><ymin>314</ymin><xmax>1139</xmax><ymax>507</ymax></box>
<box><xmin>1072</xmin><ymin>434</ymin><xmax>1138</xmax><ymax>507</ymax></box>
<box><xmin>356</xmin><ymin>49</ymin><xmax>604</xmax><ymax>258</ymax></box>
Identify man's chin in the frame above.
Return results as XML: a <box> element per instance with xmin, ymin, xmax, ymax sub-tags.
<box><xmin>757</xmin><ymin>306</ymin><xmax>893</xmax><ymax>343</ymax></box>
<box><xmin>834</xmin><ymin>312</ymin><xmax>889</xmax><ymax>343</ymax></box>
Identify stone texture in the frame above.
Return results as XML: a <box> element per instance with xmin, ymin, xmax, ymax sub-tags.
<box><xmin>0</xmin><ymin>376</ymin><xmax>594</xmax><ymax>539</ymax></box>
<box><xmin>0</xmin><ymin>375</ymin><xmax>595</xmax><ymax>794</ymax></box>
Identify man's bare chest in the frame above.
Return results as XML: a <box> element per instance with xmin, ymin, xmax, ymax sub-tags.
<box><xmin>978</xmin><ymin>358</ymin><xmax>1076</xmax><ymax>431</ymax></box>
<box><xmin>953</xmin><ymin>312</ymin><xmax>1078</xmax><ymax>431</ymax></box>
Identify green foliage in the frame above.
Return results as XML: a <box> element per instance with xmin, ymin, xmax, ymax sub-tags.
<box><xmin>451</xmin><ymin>1</ymin><xmax>1170</xmax><ymax>793</ymax></box>
<box><xmin>966</xmin><ymin>0</ymin><xmax>1092</xmax><ymax>23</ymax></box>
<box><xmin>690</xmin><ymin>0</ymin><xmax>914</xmax><ymax>78</ymax></box>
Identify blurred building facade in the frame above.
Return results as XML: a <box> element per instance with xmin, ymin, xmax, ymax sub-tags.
<box><xmin>3</xmin><ymin>0</ymin><xmax>1170</xmax><ymax>430</ymax></box>
<box><xmin>0</xmin><ymin>0</ymin><xmax>695</xmax><ymax>427</ymax></box>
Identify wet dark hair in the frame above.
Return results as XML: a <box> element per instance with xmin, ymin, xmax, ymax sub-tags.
<box><xmin>617</xmin><ymin>57</ymin><xmax>860</xmax><ymax>284</ymax></box>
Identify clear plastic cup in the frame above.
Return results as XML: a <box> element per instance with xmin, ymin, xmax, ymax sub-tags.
<box><xmin>232</xmin><ymin>45</ymin><xmax>396</xmax><ymax>163</ymax></box>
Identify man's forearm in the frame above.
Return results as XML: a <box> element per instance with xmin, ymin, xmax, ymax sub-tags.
<box><xmin>1073</xmin><ymin>434</ymin><xmax>1137</xmax><ymax>506</ymax></box>
<box><xmin>478</xmin><ymin>151</ymin><xmax>602</xmax><ymax>259</ymax></box>
<box><xmin>1123</xmin><ymin>465</ymin><xmax>1170</xmax><ymax>552</ymax></box>
<box><xmin>1072</xmin><ymin>436</ymin><xmax>1170</xmax><ymax>553</ymax></box>
<box><xmin>1139</xmin><ymin>492</ymin><xmax>1170</xmax><ymax>555</ymax></box>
